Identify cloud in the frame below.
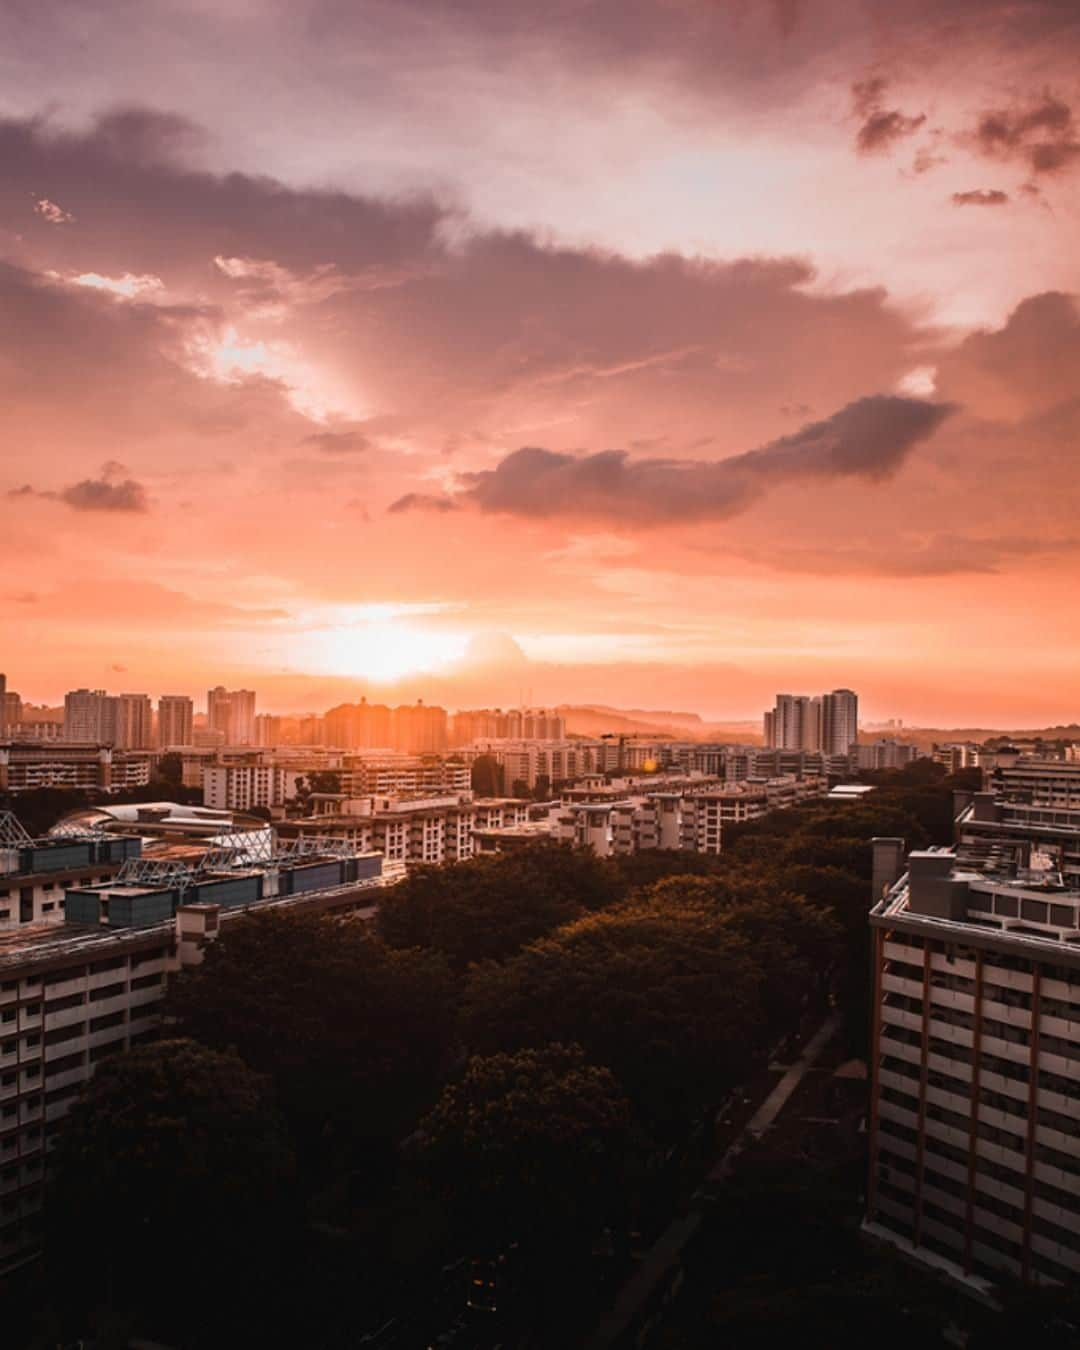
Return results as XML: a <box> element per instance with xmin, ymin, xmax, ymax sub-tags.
<box><xmin>10</xmin><ymin>462</ymin><xmax>150</xmax><ymax>512</ymax></box>
<box><xmin>951</xmin><ymin>189</ymin><xmax>1009</xmax><ymax>207</ymax></box>
<box><xmin>716</xmin><ymin>534</ymin><xmax>1079</xmax><ymax>578</ymax></box>
<box><xmin>387</xmin><ymin>492</ymin><xmax>459</xmax><ymax>514</ymax></box>
<box><xmin>970</xmin><ymin>94</ymin><xmax>1080</xmax><ymax>175</ymax></box>
<box><xmin>61</xmin><ymin>475</ymin><xmax>149</xmax><ymax>512</ymax></box>
<box><xmin>852</xmin><ymin>79</ymin><xmax>926</xmax><ymax>155</ymax></box>
<box><xmin>935</xmin><ymin>291</ymin><xmax>1080</xmax><ymax>421</ymax></box>
<box><xmin>302</xmin><ymin>430</ymin><xmax>371</xmax><ymax>454</ymax></box>
<box><xmin>417</xmin><ymin>395</ymin><xmax>956</xmax><ymax>526</ymax></box>
<box><xmin>33</xmin><ymin>196</ymin><xmax>73</xmax><ymax>224</ymax></box>
<box><xmin>89</xmin><ymin>106</ymin><xmax>208</xmax><ymax>167</ymax></box>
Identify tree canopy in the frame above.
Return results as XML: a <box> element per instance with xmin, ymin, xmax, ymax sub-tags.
<box><xmin>413</xmin><ymin>1043</ymin><xmax>630</xmax><ymax>1248</ymax></box>
<box><xmin>376</xmin><ymin>839</ymin><xmax>621</xmax><ymax>967</ymax></box>
<box><xmin>169</xmin><ymin>910</ymin><xmax>456</xmax><ymax>1160</ymax></box>
<box><xmin>45</xmin><ymin>1038</ymin><xmax>294</xmax><ymax>1345</ymax></box>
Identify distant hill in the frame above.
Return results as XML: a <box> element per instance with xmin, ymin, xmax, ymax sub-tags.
<box><xmin>557</xmin><ymin>704</ymin><xmax>764</xmax><ymax>742</ymax></box>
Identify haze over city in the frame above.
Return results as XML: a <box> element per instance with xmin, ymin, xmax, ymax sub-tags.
<box><xmin>3</xmin><ymin>1</ymin><xmax>1080</xmax><ymax>724</ymax></box>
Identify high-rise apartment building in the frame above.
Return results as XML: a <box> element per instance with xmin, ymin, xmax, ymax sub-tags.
<box><xmin>63</xmin><ymin>690</ymin><xmax>112</xmax><ymax>742</ymax></box>
<box><xmin>206</xmin><ymin>687</ymin><xmax>256</xmax><ymax>745</ymax></box>
<box><xmin>764</xmin><ymin>688</ymin><xmax>858</xmax><ymax>754</ymax></box>
<box><xmin>764</xmin><ymin>694</ymin><xmax>821</xmax><ymax>750</ymax></box>
<box><xmin>255</xmin><ymin>714</ymin><xmax>282</xmax><ymax>747</ymax></box>
<box><xmin>867</xmin><ymin>842</ymin><xmax>1080</xmax><ymax>1289</ymax></box>
<box><xmin>822</xmin><ymin>688</ymin><xmax>859</xmax><ymax>756</ymax></box>
<box><xmin>392</xmin><ymin>701</ymin><xmax>448</xmax><ymax>755</ymax></box>
<box><xmin>112</xmin><ymin>694</ymin><xmax>153</xmax><ymax>749</ymax></box>
<box><xmin>157</xmin><ymin>695</ymin><xmax>194</xmax><ymax>748</ymax></box>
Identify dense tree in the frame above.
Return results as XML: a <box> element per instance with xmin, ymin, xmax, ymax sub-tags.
<box><xmin>470</xmin><ymin>752</ymin><xmax>505</xmax><ymax>797</ymax></box>
<box><xmin>1</xmin><ymin>780</ymin><xmax>202</xmax><ymax>837</ymax></box>
<box><xmin>169</xmin><ymin>911</ymin><xmax>456</xmax><ymax>1162</ymax></box>
<box><xmin>376</xmin><ymin>840</ymin><xmax>620</xmax><ymax>967</ymax></box>
<box><xmin>157</xmin><ymin>749</ymin><xmax>183</xmax><ymax>786</ymax></box>
<box><xmin>45</xmin><ymin>1039</ymin><xmax>295</xmax><ymax>1346</ymax></box>
<box><xmin>290</xmin><ymin>770</ymin><xmax>342</xmax><ymax>811</ymax></box>
<box><xmin>462</xmin><ymin>903</ymin><xmax>766</xmax><ymax>1131</ymax></box>
<box><xmin>966</xmin><ymin>1283</ymin><xmax>1080</xmax><ymax>1349</ymax></box>
<box><xmin>412</xmin><ymin>1043</ymin><xmax>631</xmax><ymax>1251</ymax></box>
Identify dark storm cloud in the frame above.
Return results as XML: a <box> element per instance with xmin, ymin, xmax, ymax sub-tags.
<box><xmin>432</xmin><ymin>396</ymin><xmax>955</xmax><ymax>525</ymax></box>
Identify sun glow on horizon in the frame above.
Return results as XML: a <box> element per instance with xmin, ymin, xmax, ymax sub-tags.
<box><xmin>306</xmin><ymin>619</ymin><xmax>468</xmax><ymax>683</ymax></box>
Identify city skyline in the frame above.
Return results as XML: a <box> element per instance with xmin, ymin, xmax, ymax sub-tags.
<box><xmin>2</xmin><ymin>3</ymin><xmax>1079</xmax><ymax>725</ymax></box>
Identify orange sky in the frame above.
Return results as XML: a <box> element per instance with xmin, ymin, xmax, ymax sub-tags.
<box><xmin>2</xmin><ymin>2</ymin><xmax>1080</xmax><ymax>725</ymax></box>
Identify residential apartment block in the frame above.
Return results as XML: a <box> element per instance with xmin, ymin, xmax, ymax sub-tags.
<box><xmin>0</xmin><ymin>818</ymin><xmax>395</xmax><ymax>1273</ymax></box>
<box><xmin>0</xmin><ymin>744</ymin><xmax>152</xmax><ymax>794</ymax></box>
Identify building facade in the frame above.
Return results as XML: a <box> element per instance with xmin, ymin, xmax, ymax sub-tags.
<box><xmin>0</xmin><ymin>745</ymin><xmax>152</xmax><ymax>794</ymax></box>
<box><xmin>867</xmin><ymin>843</ymin><xmax>1080</xmax><ymax>1289</ymax></box>
<box><xmin>157</xmin><ymin>696</ymin><xmax>194</xmax><ymax>749</ymax></box>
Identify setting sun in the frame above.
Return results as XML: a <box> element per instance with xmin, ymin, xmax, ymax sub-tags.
<box><xmin>308</xmin><ymin>619</ymin><xmax>467</xmax><ymax>684</ymax></box>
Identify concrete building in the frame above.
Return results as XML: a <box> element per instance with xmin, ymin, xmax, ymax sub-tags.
<box><xmin>391</xmin><ymin>701</ymin><xmax>448</xmax><ymax>755</ymax></box>
<box><xmin>934</xmin><ymin>743</ymin><xmax>985</xmax><ymax>773</ymax></box>
<box><xmin>157</xmin><ymin>696</ymin><xmax>194</xmax><ymax>749</ymax></box>
<box><xmin>550</xmin><ymin>775</ymin><xmax>826</xmax><ymax>857</ymax></box>
<box><xmin>822</xmin><ymin>689</ymin><xmax>859</xmax><ymax>756</ymax></box>
<box><xmin>764</xmin><ymin>689</ymin><xmax>859</xmax><ymax>755</ymax></box>
<box><xmin>0</xmin><ymin>814</ymin><xmax>139</xmax><ymax>931</ymax></box>
<box><xmin>450</xmin><ymin>708</ymin><xmax>566</xmax><ymax>745</ymax></box>
<box><xmin>283</xmin><ymin>792</ymin><xmax>531</xmax><ymax>866</ymax></box>
<box><xmin>852</xmin><ymin>739</ymin><xmax>920</xmax><ymax>771</ymax></box>
<box><xmin>62</xmin><ymin>690</ymin><xmax>111</xmax><ymax>743</ymax></box>
<box><xmin>0</xmin><ymin>744</ymin><xmax>151</xmax><ymax>794</ymax></box>
<box><xmin>254</xmin><ymin>714</ymin><xmax>282</xmax><ymax>747</ymax></box>
<box><xmin>956</xmin><ymin>758</ymin><xmax>1080</xmax><ymax>891</ymax></box>
<box><xmin>339</xmin><ymin>754</ymin><xmax>470</xmax><ymax>798</ymax></box>
<box><xmin>867</xmin><ymin>843</ymin><xmax>1080</xmax><ymax>1290</ymax></box>
<box><xmin>2</xmin><ymin>689</ymin><xmax>21</xmax><ymax>735</ymax></box>
<box><xmin>0</xmin><ymin>830</ymin><xmax>396</xmax><ymax>1272</ymax></box>
<box><xmin>206</xmin><ymin>687</ymin><xmax>256</xmax><ymax>746</ymax></box>
<box><xmin>112</xmin><ymin>694</ymin><xmax>153</xmax><ymax>750</ymax></box>
<box><xmin>61</xmin><ymin>690</ymin><xmax>152</xmax><ymax>749</ymax></box>
<box><xmin>203</xmin><ymin>763</ymin><xmax>296</xmax><ymax>813</ymax></box>
<box><xmin>764</xmin><ymin>694</ymin><xmax>821</xmax><ymax>751</ymax></box>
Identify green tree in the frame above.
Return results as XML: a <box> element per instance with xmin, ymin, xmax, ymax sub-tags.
<box><xmin>157</xmin><ymin>749</ymin><xmax>183</xmax><ymax>786</ymax></box>
<box><xmin>376</xmin><ymin>840</ymin><xmax>620</xmax><ymax>968</ymax></box>
<box><xmin>462</xmin><ymin>903</ymin><xmax>765</xmax><ymax>1132</ymax></box>
<box><xmin>44</xmin><ymin>1039</ymin><xmax>294</xmax><ymax>1346</ymax></box>
<box><xmin>470</xmin><ymin>752</ymin><xmax>505</xmax><ymax>797</ymax></box>
<box><xmin>412</xmin><ymin>1043</ymin><xmax>631</xmax><ymax>1251</ymax></box>
<box><xmin>169</xmin><ymin>911</ymin><xmax>456</xmax><ymax>1163</ymax></box>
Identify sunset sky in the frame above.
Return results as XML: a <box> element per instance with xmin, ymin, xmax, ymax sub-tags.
<box><xmin>3</xmin><ymin>0</ymin><xmax>1079</xmax><ymax>724</ymax></box>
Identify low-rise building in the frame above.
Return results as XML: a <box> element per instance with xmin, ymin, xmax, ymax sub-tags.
<box><xmin>0</xmin><ymin>744</ymin><xmax>152</xmax><ymax>794</ymax></box>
